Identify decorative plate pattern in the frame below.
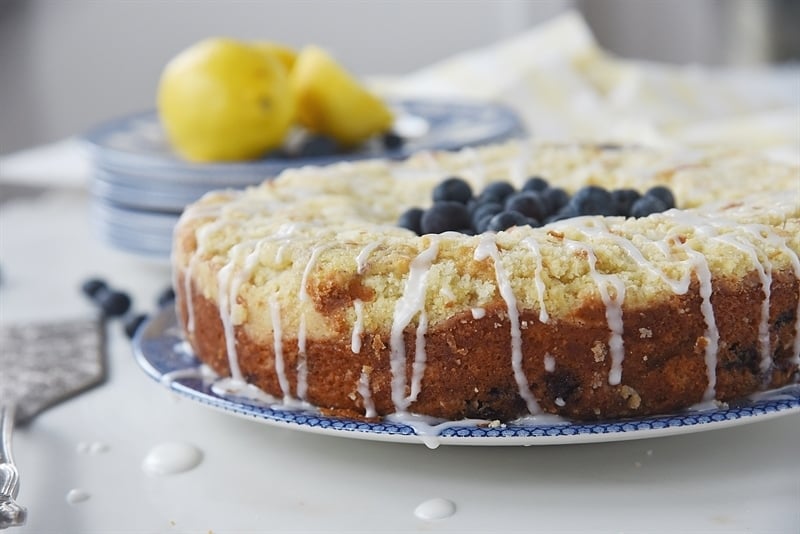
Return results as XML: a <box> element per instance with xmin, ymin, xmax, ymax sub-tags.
<box><xmin>133</xmin><ymin>307</ymin><xmax>800</xmax><ymax>447</ymax></box>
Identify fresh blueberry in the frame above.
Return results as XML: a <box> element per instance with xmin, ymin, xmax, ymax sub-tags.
<box><xmin>81</xmin><ymin>278</ymin><xmax>107</xmax><ymax>298</ymax></box>
<box><xmin>630</xmin><ymin>195</ymin><xmax>668</xmax><ymax>218</ymax></box>
<box><xmin>541</xmin><ymin>187</ymin><xmax>570</xmax><ymax>214</ymax></box>
<box><xmin>471</xmin><ymin>202</ymin><xmax>503</xmax><ymax>227</ymax></box>
<box><xmin>610</xmin><ymin>189</ymin><xmax>642</xmax><ymax>217</ymax></box>
<box><xmin>546</xmin><ymin>203</ymin><xmax>581</xmax><ymax>223</ymax></box>
<box><xmin>124</xmin><ymin>313</ymin><xmax>148</xmax><ymax>339</ymax></box>
<box><xmin>478</xmin><ymin>181</ymin><xmax>516</xmax><ymax>204</ymax></box>
<box><xmin>486</xmin><ymin>211</ymin><xmax>529</xmax><ymax>232</ymax></box>
<box><xmin>382</xmin><ymin>131</ymin><xmax>404</xmax><ymax>150</ymax></box>
<box><xmin>474</xmin><ymin>213</ymin><xmax>496</xmax><ymax>234</ymax></box>
<box><xmin>398</xmin><ymin>207</ymin><xmax>425</xmax><ymax>235</ymax></box>
<box><xmin>297</xmin><ymin>135</ymin><xmax>338</xmax><ymax>158</ymax></box>
<box><xmin>645</xmin><ymin>186</ymin><xmax>676</xmax><ymax>209</ymax></box>
<box><xmin>570</xmin><ymin>186</ymin><xmax>615</xmax><ymax>216</ymax></box>
<box><xmin>96</xmin><ymin>289</ymin><xmax>131</xmax><ymax>318</ymax></box>
<box><xmin>420</xmin><ymin>202</ymin><xmax>471</xmax><ymax>234</ymax></box>
<box><xmin>157</xmin><ymin>287</ymin><xmax>176</xmax><ymax>308</ymax></box>
<box><xmin>522</xmin><ymin>176</ymin><xmax>549</xmax><ymax>192</ymax></box>
<box><xmin>504</xmin><ymin>192</ymin><xmax>548</xmax><ymax>221</ymax></box>
<box><xmin>432</xmin><ymin>177</ymin><xmax>473</xmax><ymax>204</ymax></box>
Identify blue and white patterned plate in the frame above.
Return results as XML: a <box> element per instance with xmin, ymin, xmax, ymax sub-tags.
<box><xmin>84</xmin><ymin>99</ymin><xmax>525</xmax><ymax>260</ymax></box>
<box><xmin>133</xmin><ymin>306</ymin><xmax>800</xmax><ymax>447</ymax></box>
<box><xmin>83</xmin><ymin>99</ymin><xmax>525</xmax><ymax>191</ymax></box>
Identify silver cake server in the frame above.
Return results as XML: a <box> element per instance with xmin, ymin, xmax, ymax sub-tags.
<box><xmin>0</xmin><ymin>318</ymin><xmax>106</xmax><ymax>529</ymax></box>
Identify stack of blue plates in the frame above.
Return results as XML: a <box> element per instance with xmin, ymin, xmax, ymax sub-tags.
<box><xmin>82</xmin><ymin>99</ymin><xmax>525</xmax><ymax>260</ymax></box>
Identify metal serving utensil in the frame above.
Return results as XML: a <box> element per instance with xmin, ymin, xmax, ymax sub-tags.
<box><xmin>0</xmin><ymin>318</ymin><xmax>106</xmax><ymax>529</ymax></box>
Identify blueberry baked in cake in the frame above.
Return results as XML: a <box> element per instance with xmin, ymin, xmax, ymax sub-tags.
<box><xmin>172</xmin><ymin>141</ymin><xmax>800</xmax><ymax>422</ymax></box>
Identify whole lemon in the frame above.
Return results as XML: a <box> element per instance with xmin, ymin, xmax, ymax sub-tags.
<box><xmin>158</xmin><ymin>37</ymin><xmax>294</xmax><ymax>162</ymax></box>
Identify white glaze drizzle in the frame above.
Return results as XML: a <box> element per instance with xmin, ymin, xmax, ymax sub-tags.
<box><xmin>717</xmin><ymin>231</ymin><xmax>773</xmax><ymax>373</ymax></box>
<box><xmin>563</xmin><ymin>238</ymin><xmax>626</xmax><ymax>386</ymax></box>
<box><xmin>390</xmin><ymin>237</ymin><xmax>439</xmax><ymax>413</ymax></box>
<box><xmin>216</xmin><ymin>260</ymin><xmax>240</xmax><ymax>379</ymax></box>
<box><xmin>274</xmin><ymin>243</ymin><xmax>288</xmax><ymax>264</ymax></box>
<box><xmin>357</xmin><ymin>369</ymin><xmax>377</xmax><ymax>418</ymax></box>
<box><xmin>296</xmin><ymin>314</ymin><xmax>308</xmax><ymax>399</ymax></box>
<box><xmin>666</xmin><ymin>210</ymin><xmax>788</xmax><ymax>383</ymax></box>
<box><xmin>356</xmin><ymin>241</ymin><xmax>381</xmax><ymax>274</ymax></box>
<box><xmin>179</xmin><ymin>206</ymin><xmax>227</xmax><ymax>334</ymax></box>
<box><xmin>384</xmin><ymin>412</ymin><xmax>486</xmax><ymax>449</ymax></box>
<box><xmin>641</xmin><ymin>231</ymin><xmax>718</xmax><ymax>400</ymax></box>
<box><xmin>160</xmin><ymin>364</ymin><xmax>218</xmax><ymax>387</ymax></box>
<box><xmin>269</xmin><ymin>296</ymin><xmax>292</xmax><ymax>401</ymax></box>
<box><xmin>296</xmin><ymin>246</ymin><xmax>327</xmax><ymax>400</ymax></box>
<box><xmin>216</xmin><ymin>243</ymin><xmax>256</xmax><ymax>383</ymax></box>
<box><xmin>212</xmin><ymin>377</ymin><xmax>279</xmax><ymax>405</ymax></box>
<box><xmin>409</xmin><ymin>311</ymin><xmax>429</xmax><ymax>404</ymax></box>
<box><xmin>742</xmin><ymin>223</ymin><xmax>798</xmax><ymax>368</ymax></box>
<box><xmin>685</xmin><ymin>246</ymin><xmax>719</xmax><ymax>400</ymax></box>
<box><xmin>474</xmin><ymin>233</ymin><xmax>541</xmax><ymax>414</ymax></box>
<box><xmin>521</xmin><ymin>236</ymin><xmax>549</xmax><ymax>323</ymax></box>
<box><xmin>471</xmin><ymin>307</ymin><xmax>486</xmax><ymax>319</ymax></box>
<box><xmin>351</xmin><ymin>299</ymin><xmax>365</xmax><ymax>353</ymax></box>
<box><xmin>772</xmin><ymin>235</ymin><xmax>800</xmax><ymax>368</ymax></box>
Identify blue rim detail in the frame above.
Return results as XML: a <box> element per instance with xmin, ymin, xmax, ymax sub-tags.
<box><xmin>132</xmin><ymin>307</ymin><xmax>800</xmax><ymax>444</ymax></box>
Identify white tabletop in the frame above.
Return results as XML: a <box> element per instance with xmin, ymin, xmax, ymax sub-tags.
<box><xmin>1</xmin><ymin>143</ymin><xmax>798</xmax><ymax>534</ymax></box>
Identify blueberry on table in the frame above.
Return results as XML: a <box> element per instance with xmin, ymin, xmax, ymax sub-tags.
<box><xmin>96</xmin><ymin>289</ymin><xmax>132</xmax><ymax>318</ymax></box>
<box><xmin>432</xmin><ymin>177</ymin><xmax>473</xmax><ymax>204</ymax></box>
<box><xmin>522</xmin><ymin>176</ymin><xmax>549</xmax><ymax>193</ymax></box>
<box><xmin>124</xmin><ymin>313</ymin><xmax>149</xmax><ymax>339</ymax></box>
<box><xmin>645</xmin><ymin>186</ymin><xmax>676</xmax><ymax>210</ymax></box>
<box><xmin>486</xmin><ymin>211</ymin><xmax>530</xmax><ymax>232</ymax></box>
<box><xmin>630</xmin><ymin>196</ymin><xmax>668</xmax><ymax>218</ymax></box>
<box><xmin>421</xmin><ymin>202</ymin><xmax>471</xmax><ymax>234</ymax></box>
<box><xmin>610</xmin><ymin>189</ymin><xmax>642</xmax><ymax>217</ymax></box>
<box><xmin>398</xmin><ymin>207</ymin><xmax>425</xmax><ymax>235</ymax></box>
<box><xmin>81</xmin><ymin>278</ymin><xmax>108</xmax><ymax>298</ymax></box>
<box><xmin>570</xmin><ymin>186</ymin><xmax>615</xmax><ymax>216</ymax></box>
<box><xmin>478</xmin><ymin>181</ymin><xmax>516</xmax><ymax>204</ymax></box>
<box><xmin>504</xmin><ymin>191</ymin><xmax>548</xmax><ymax>221</ymax></box>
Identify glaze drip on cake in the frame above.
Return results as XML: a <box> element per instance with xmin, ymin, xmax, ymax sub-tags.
<box><xmin>174</xmin><ymin>140</ymin><xmax>800</xmax><ymax>422</ymax></box>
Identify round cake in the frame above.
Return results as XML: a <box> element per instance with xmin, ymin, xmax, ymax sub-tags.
<box><xmin>172</xmin><ymin>141</ymin><xmax>800</xmax><ymax>422</ymax></box>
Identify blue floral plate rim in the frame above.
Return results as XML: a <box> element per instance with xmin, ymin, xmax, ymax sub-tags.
<box><xmin>132</xmin><ymin>307</ymin><xmax>800</xmax><ymax>447</ymax></box>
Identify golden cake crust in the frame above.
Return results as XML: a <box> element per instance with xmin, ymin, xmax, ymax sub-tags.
<box><xmin>173</xmin><ymin>140</ymin><xmax>800</xmax><ymax>421</ymax></box>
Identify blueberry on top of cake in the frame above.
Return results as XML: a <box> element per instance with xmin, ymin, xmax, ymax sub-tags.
<box><xmin>173</xmin><ymin>141</ymin><xmax>800</xmax><ymax>422</ymax></box>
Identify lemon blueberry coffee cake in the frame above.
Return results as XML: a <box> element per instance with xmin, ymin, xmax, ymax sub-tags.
<box><xmin>172</xmin><ymin>141</ymin><xmax>800</xmax><ymax>422</ymax></box>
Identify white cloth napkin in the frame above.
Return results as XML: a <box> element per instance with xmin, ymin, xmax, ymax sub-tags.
<box><xmin>382</xmin><ymin>10</ymin><xmax>800</xmax><ymax>163</ymax></box>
